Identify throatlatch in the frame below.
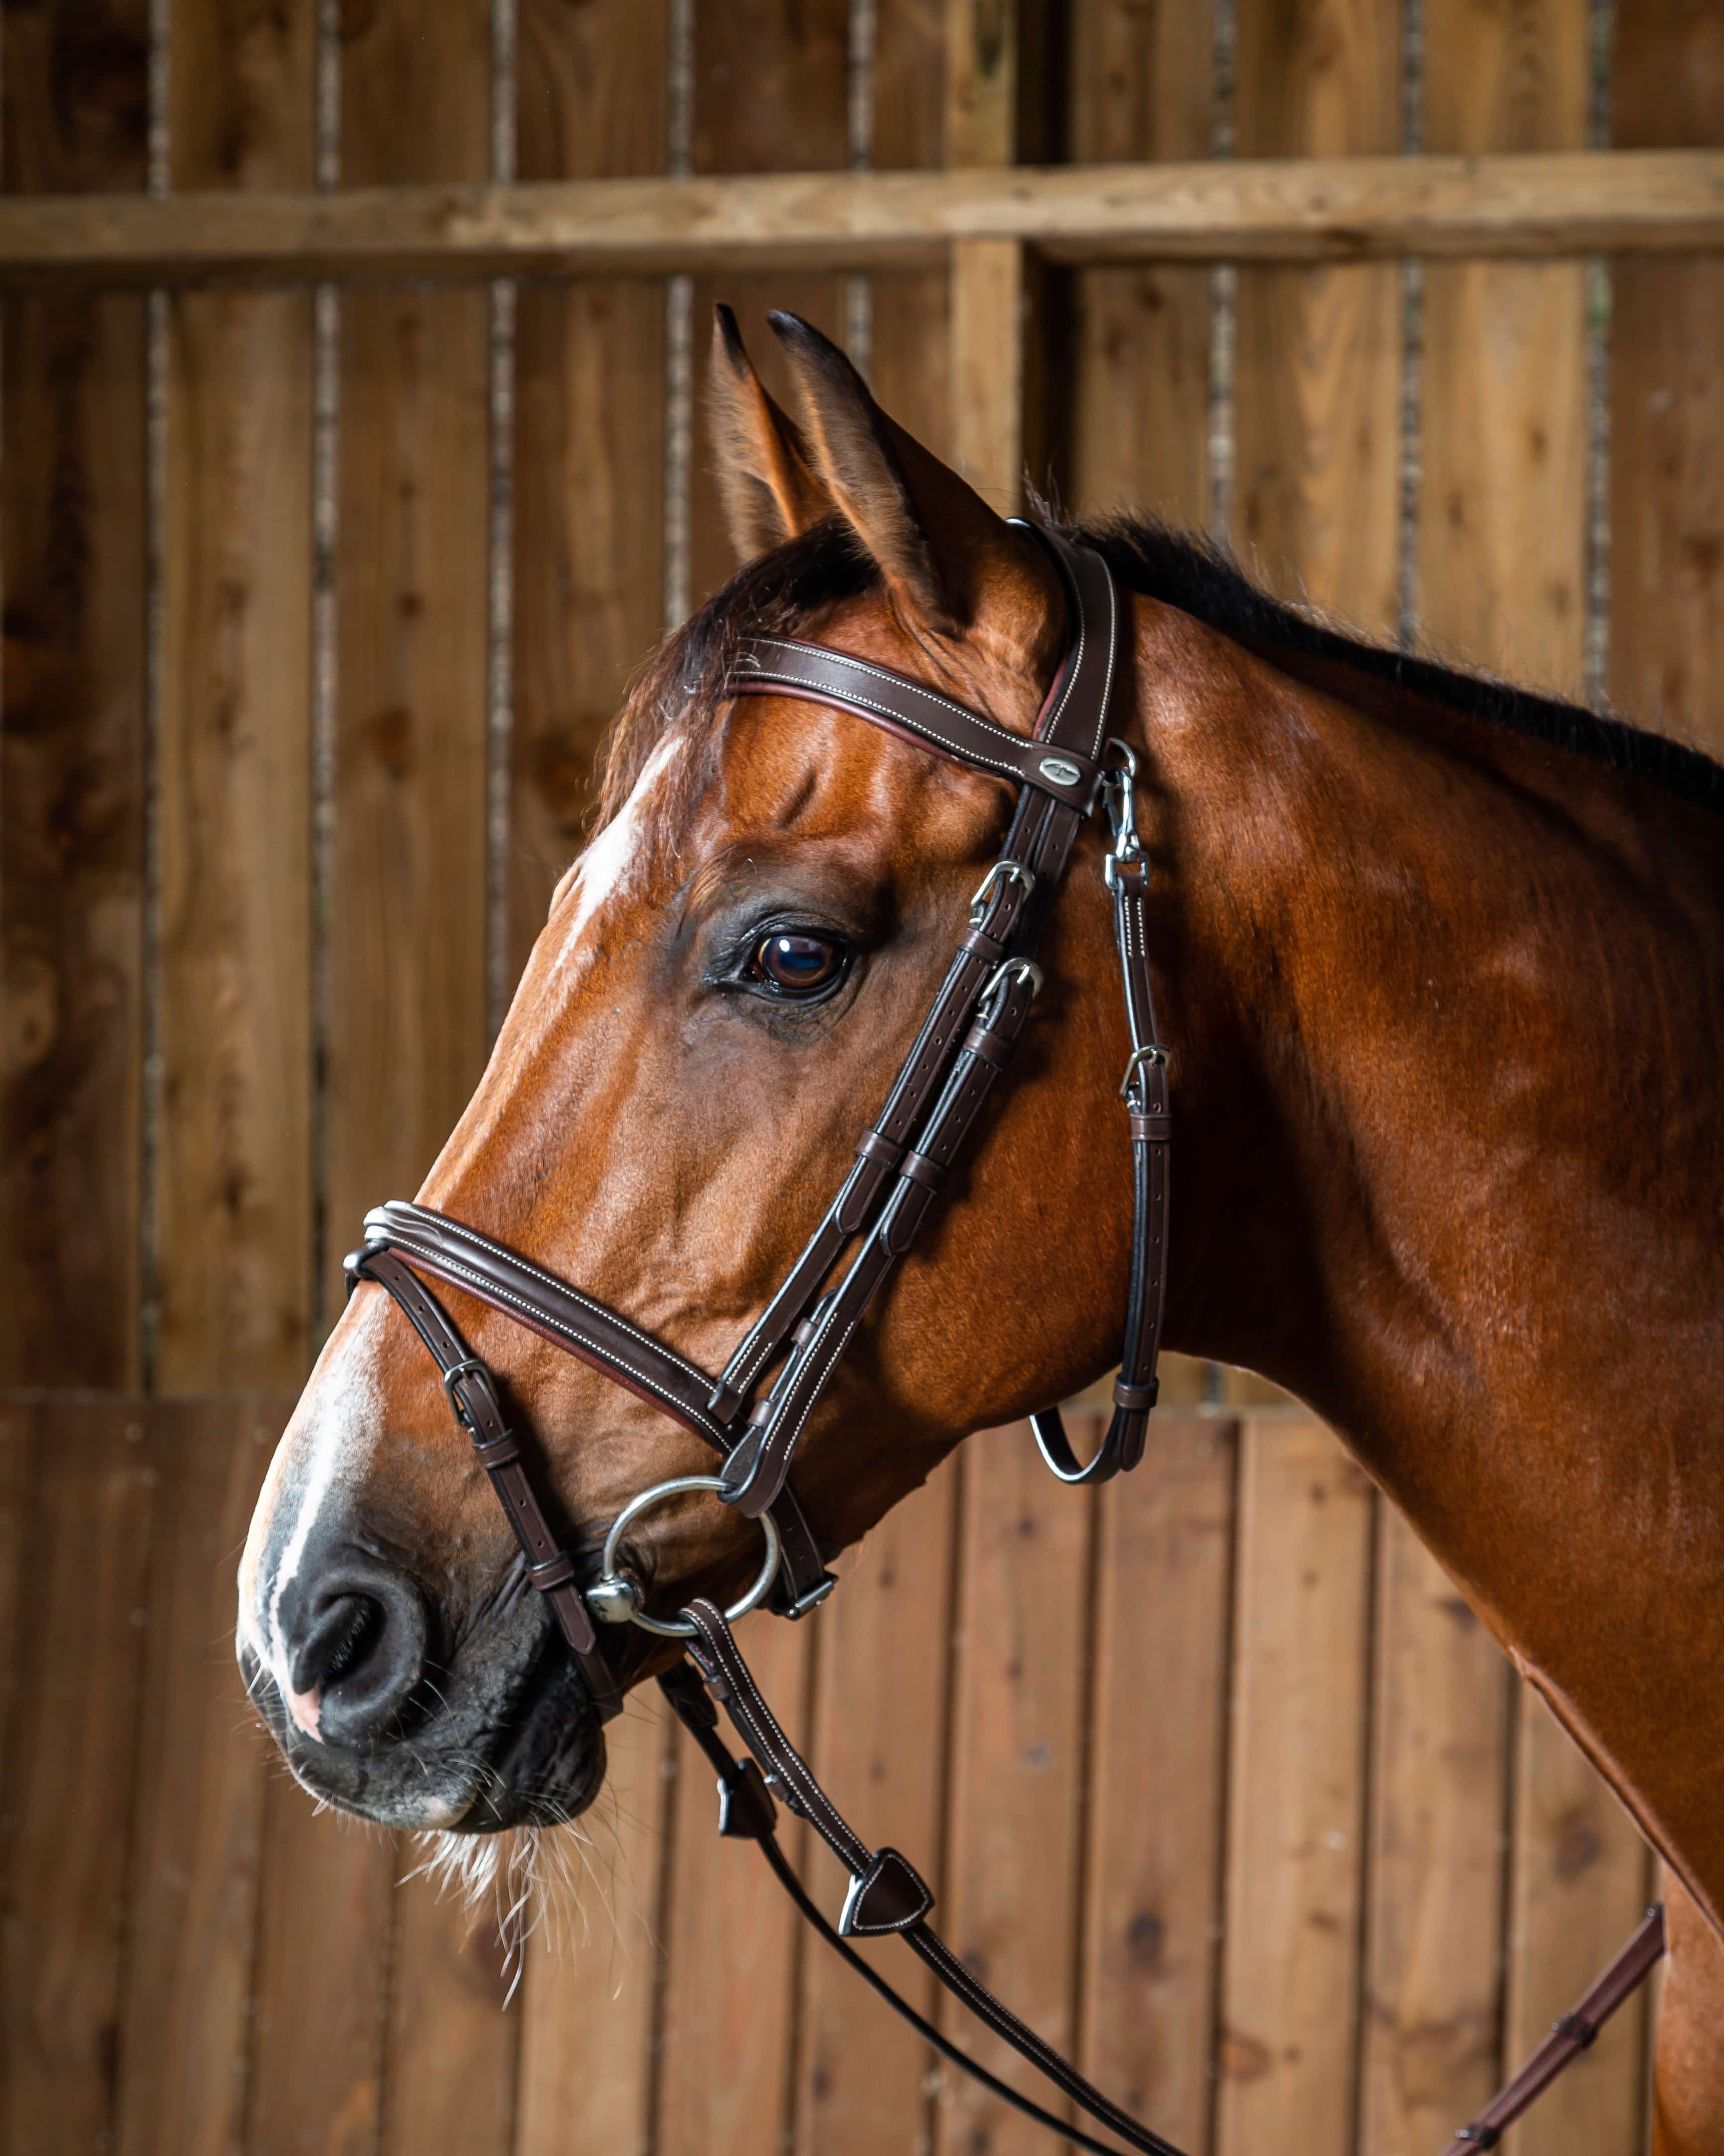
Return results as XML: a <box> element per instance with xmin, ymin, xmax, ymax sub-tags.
<box><xmin>345</xmin><ymin>523</ymin><xmax>1662</xmax><ymax>2156</ymax></box>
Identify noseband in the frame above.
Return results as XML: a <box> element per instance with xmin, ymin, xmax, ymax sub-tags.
<box><xmin>342</xmin><ymin>522</ymin><xmax>1660</xmax><ymax>2156</ymax></box>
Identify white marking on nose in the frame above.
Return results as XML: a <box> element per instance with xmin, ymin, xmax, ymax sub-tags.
<box><xmin>260</xmin><ymin>1299</ymin><xmax>388</xmax><ymax>1717</ymax></box>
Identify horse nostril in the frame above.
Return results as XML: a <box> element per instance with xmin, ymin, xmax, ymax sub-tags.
<box><xmin>283</xmin><ymin>1554</ymin><xmax>430</xmax><ymax>1751</ymax></box>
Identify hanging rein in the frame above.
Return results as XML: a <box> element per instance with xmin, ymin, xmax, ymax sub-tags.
<box><xmin>346</xmin><ymin>524</ymin><xmax>1663</xmax><ymax>2156</ymax></box>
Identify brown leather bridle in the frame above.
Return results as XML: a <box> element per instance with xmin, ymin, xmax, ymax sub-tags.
<box><xmin>343</xmin><ymin>524</ymin><xmax>1662</xmax><ymax>2156</ymax></box>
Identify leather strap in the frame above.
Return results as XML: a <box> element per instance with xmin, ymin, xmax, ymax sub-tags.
<box><xmin>715</xmin><ymin>524</ymin><xmax>1123</xmax><ymax>1515</ymax></box>
<box><xmin>347</xmin><ymin>1209</ymin><xmax>839</xmax><ymax>1621</ymax></box>
<box><xmin>728</xmin><ymin>639</ymin><xmax>1101</xmax><ymax>809</ymax></box>
<box><xmin>346</xmin><ymin>1245</ymin><xmax>625</xmax><ymax>1721</ymax></box>
<box><xmin>1030</xmin><ymin>849</ymin><xmax>1171</xmax><ymax>1485</ymax></box>
<box><xmin>667</xmin><ymin>1601</ymin><xmax>1189</xmax><ymax>2156</ymax></box>
<box><xmin>1442</xmin><ymin>1905</ymin><xmax>1667</xmax><ymax>2153</ymax></box>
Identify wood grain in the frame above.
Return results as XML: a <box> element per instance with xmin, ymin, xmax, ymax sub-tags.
<box><xmin>1079</xmin><ymin>1415</ymin><xmax>1236</xmax><ymax>2155</ymax></box>
<box><xmin>510</xmin><ymin>0</ymin><xmax>668</xmax><ymax>978</ymax></box>
<box><xmin>1611</xmin><ymin>4</ymin><xmax>1724</xmax><ymax>760</ymax></box>
<box><xmin>155</xmin><ymin>0</ymin><xmax>315</xmax><ymax>1391</ymax></box>
<box><xmin>10</xmin><ymin>154</ymin><xmax>1724</xmax><ymax>285</ymax></box>
<box><xmin>656</xmin><ymin>1608</ymin><xmax>814</xmax><ymax>2156</ymax></box>
<box><xmin>688</xmin><ymin>0</ymin><xmax>852</xmax><ymax>611</ymax></box>
<box><xmin>1359</xmin><ymin>1508</ymin><xmax>1510</xmax><ymax>2156</ymax></box>
<box><xmin>114</xmin><ymin>1396</ymin><xmax>286</xmax><ymax>2156</ymax></box>
<box><xmin>950</xmin><ymin>235</ymin><xmax>1025</xmax><ymax>510</ymax></box>
<box><xmin>1233</xmin><ymin>0</ymin><xmax>1402</xmax><ymax>633</ymax></box>
<box><xmin>1215</xmin><ymin>1416</ymin><xmax>1373</xmax><ymax>2156</ymax></box>
<box><xmin>946</xmin><ymin>0</ymin><xmax>1017</xmax><ymax>167</ymax></box>
<box><xmin>1418</xmin><ymin>0</ymin><xmax>1588</xmax><ymax>693</ymax></box>
<box><xmin>1066</xmin><ymin>0</ymin><xmax>1214</xmax><ymax>525</ymax></box>
<box><xmin>1504</xmin><ymin>1686</ymin><xmax>1653</xmax><ymax>2156</ymax></box>
<box><xmin>794</xmin><ymin>1459</ymin><xmax>960</xmax><ymax>2155</ymax></box>
<box><xmin>381</xmin><ymin>1877</ymin><xmax>519</xmax><ymax>2156</ymax></box>
<box><xmin>936</xmin><ymin>1424</ymin><xmax>1092</xmax><ymax>2156</ymax></box>
<box><xmin>0</xmin><ymin>0</ymin><xmax>149</xmax><ymax>1386</ymax></box>
<box><xmin>0</xmin><ymin>1400</ymin><xmax>155</xmax><ymax>2152</ymax></box>
<box><xmin>515</xmin><ymin>1703</ymin><xmax>672</xmax><ymax>2156</ymax></box>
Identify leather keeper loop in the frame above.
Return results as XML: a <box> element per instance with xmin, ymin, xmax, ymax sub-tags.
<box><xmin>528</xmin><ymin>1551</ymin><xmax>577</xmax><ymax>1594</ymax></box>
<box><xmin>899</xmin><ymin>1150</ymin><xmax>945</xmax><ymax>1191</ymax></box>
<box><xmin>959</xmin><ymin>923</ymin><xmax>1006</xmax><ymax>962</ymax></box>
<box><xmin>1128</xmin><ymin>1111</ymin><xmax>1172</xmax><ymax>1142</ymax></box>
<box><xmin>473</xmin><ymin>1429</ymin><xmax>523</xmax><ymax>1470</ymax></box>
<box><xmin>855</xmin><ymin>1127</ymin><xmax>904</xmax><ymax>1170</ymax></box>
<box><xmin>961</xmin><ymin>1022</ymin><xmax>1013</xmax><ymax>1069</ymax></box>
<box><xmin>746</xmin><ymin>1395</ymin><xmax>777</xmax><ymax>1428</ymax></box>
<box><xmin>1112</xmin><ymin>1377</ymin><xmax>1160</xmax><ymax>1411</ymax></box>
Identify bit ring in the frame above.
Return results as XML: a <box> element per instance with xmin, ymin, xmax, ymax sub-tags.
<box><xmin>592</xmin><ymin>1474</ymin><xmax>781</xmax><ymax>1639</ymax></box>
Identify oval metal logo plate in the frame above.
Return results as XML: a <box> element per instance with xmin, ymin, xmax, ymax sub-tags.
<box><xmin>1038</xmin><ymin>755</ymin><xmax>1082</xmax><ymax>787</ymax></box>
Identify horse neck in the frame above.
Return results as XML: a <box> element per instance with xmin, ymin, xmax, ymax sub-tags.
<box><xmin>1135</xmin><ymin>592</ymin><xmax>1724</xmax><ymax>1561</ymax></box>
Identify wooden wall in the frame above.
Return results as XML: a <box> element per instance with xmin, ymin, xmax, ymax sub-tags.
<box><xmin>3</xmin><ymin>3</ymin><xmax>1717</xmax><ymax>2154</ymax></box>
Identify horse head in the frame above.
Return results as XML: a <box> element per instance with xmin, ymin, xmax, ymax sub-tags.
<box><xmin>237</xmin><ymin>310</ymin><xmax>1148</xmax><ymax>1833</ymax></box>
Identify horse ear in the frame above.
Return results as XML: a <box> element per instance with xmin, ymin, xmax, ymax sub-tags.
<box><xmin>766</xmin><ymin>309</ymin><xmax>1037</xmax><ymax>639</ymax></box>
<box><xmin>707</xmin><ymin>305</ymin><xmax>833</xmax><ymax>562</ymax></box>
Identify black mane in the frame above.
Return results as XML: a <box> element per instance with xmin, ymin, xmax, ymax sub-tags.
<box><xmin>602</xmin><ymin>513</ymin><xmax>1724</xmax><ymax>828</ymax></box>
<box><xmin>1079</xmin><ymin>514</ymin><xmax>1724</xmax><ymax>816</ymax></box>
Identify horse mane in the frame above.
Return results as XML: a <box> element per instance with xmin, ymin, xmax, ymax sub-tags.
<box><xmin>1081</xmin><ymin>513</ymin><xmax>1724</xmax><ymax>816</ymax></box>
<box><xmin>597</xmin><ymin>513</ymin><xmax>1724</xmax><ymax>841</ymax></box>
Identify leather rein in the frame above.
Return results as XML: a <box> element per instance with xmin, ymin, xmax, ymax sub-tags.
<box><xmin>344</xmin><ymin>523</ymin><xmax>1663</xmax><ymax>2156</ymax></box>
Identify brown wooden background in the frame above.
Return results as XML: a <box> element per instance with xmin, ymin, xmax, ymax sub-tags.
<box><xmin>4</xmin><ymin>1</ymin><xmax>1722</xmax><ymax>2152</ymax></box>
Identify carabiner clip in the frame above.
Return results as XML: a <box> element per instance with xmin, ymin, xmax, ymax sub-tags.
<box><xmin>1101</xmin><ymin>738</ymin><xmax>1143</xmax><ymax>888</ymax></box>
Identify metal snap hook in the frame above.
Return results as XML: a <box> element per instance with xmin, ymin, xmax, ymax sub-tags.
<box><xmin>590</xmin><ymin>1474</ymin><xmax>782</xmax><ymax>1639</ymax></box>
<box><xmin>1101</xmin><ymin>736</ymin><xmax>1144</xmax><ymax>881</ymax></box>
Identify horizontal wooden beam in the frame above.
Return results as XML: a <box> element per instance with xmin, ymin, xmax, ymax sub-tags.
<box><xmin>2</xmin><ymin>152</ymin><xmax>1723</xmax><ymax>286</ymax></box>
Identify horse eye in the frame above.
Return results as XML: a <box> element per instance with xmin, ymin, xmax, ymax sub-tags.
<box><xmin>751</xmin><ymin>931</ymin><xmax>846</xmax><ymax>996</ymax></box>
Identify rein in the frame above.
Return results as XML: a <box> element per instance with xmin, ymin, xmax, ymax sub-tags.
<box><xmin>344</xmin><ymin>523</ymin><xmax>1662</xmax><ymax>2154</ymax></box>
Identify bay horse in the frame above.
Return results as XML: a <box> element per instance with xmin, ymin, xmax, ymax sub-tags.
<box><xmin>239</xmin><ymin>309</ymin><xmax>1724</xmax><ymax>2149</ymax></box>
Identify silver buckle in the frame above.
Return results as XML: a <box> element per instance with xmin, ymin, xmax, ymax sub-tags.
<box><xmin>1118</xmin><ymin>1043</ymin><xmax>1169</xmax><ymax>1100</ymax></box>
<box><xmin>968</xmin><ymin>858</ymin><xmax>1035</xmax><ymax>927</ymax></box>
<box><xmin>979</xmin><ymin>957</ymin><xmax>1043</xmax><ymax>1010</ymax></box>
<box><xmin>441</xmin><ymin>1357</ymin><xmax>493</xmax><ymax>1421</ymax></box>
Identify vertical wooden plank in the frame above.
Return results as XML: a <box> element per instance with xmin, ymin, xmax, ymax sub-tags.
<box><xmin>115</xmin><ymin>1396</ymin><xmax>287</xmax><ymax>2156</ymax></box>
<box><xmin>1419</xmin><ymin>0</ymin><xmax>1588</xmax><ymax>692</ymax></box>
<box><xmin>949</xmin><ymin>237</ymin><xmax>1025</xmax><ymax>511</ymax></box>
<box><xmin>327</xmin><ymin>0</ymin><xmax>493</xmax><ymax>1299</ymax></box>
<box><xmin>794</xmin><ymin>1460</ymin><xmax>959</xmax><ymax>2154</ymax></box>
<box><xmin>1359</xmin><ymin>1509</ymin><xmax>1510</xmax><ymax>2156</ymax></box>
<box><xmin>945</xmin><ymin>0</ymin><xmax>1016</xmax><ymax>168</ymax></box>
<box><xmin>1079</xmin><ymin>1416</ymin><xmax>1236</xmax><ymax>2156</ymax></box>
<box><xmin>1502</xmin><ymin>1688</ymin><xmax>1651</xmax><ymax>2156</ymax></box>
<box><xmin>1215</xmin><ymin>1416</ymin><xmax>1372</xmax><ymax>2156</ymax></box>
<box><xmin>1611</xmin><ymin>5</ymin><xmax>1724</xmax><ymax>759</ymax></box>
<box><xmin>870</xmin><ymin>0</ymin><xmax>953</xmax><ymax>464</ymax></box>
<box><xmin>935</xmin><ymin>1424</ymin><xmax>1091</xmax><ymax>2156</ymax></box>
<box><xmin>246</xmin><ymin>1783</ymin><xmax>398</xmax><ymax>2156</ymax></box>
<box><xmin>1066</xmin><ymin>0</ymin><xmax>1214</xmax><ymax>525</ymax></box>
<box><xmin>156</xmin><ymin>0</ymin><xmax>316</xmax><ymax>1393</ymax></box>
<box><xmin>657</xmin><ymin>1609</ymin><xmax>814</xmax><ymax>2156</ymax></box>
<box><xmin>382</xmin><ymin>1882</ymin><xmax>517</xmax><ymax>2156</ymax></box>
<box><xmin>688</xmin><ymin>0</ymin><xmax>852</xmax><ymax>609</ymax></box>
<box><xmin>1233</xmin><ymin>0</ymin><xmax>1401</xmax><ymax>632</ymax></box>
<box><xmin>514</xmin><ymin>1704</ymin><xmax>672</xmax><ymax>2156</ymax></box>
<box><xmin>0</xmin><ymin>1</ymin><xmax>150</xmax><ymax>1387</ymax></box>
<box><xmin>510</xmin><ymin>0</ymin><xmax>668</xmax><ymax>974</ymax></box>
<box><xmin>0</xmin><ymin>1401</ymin><xmax>156</xmax><ymax>2151</ymax></box>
